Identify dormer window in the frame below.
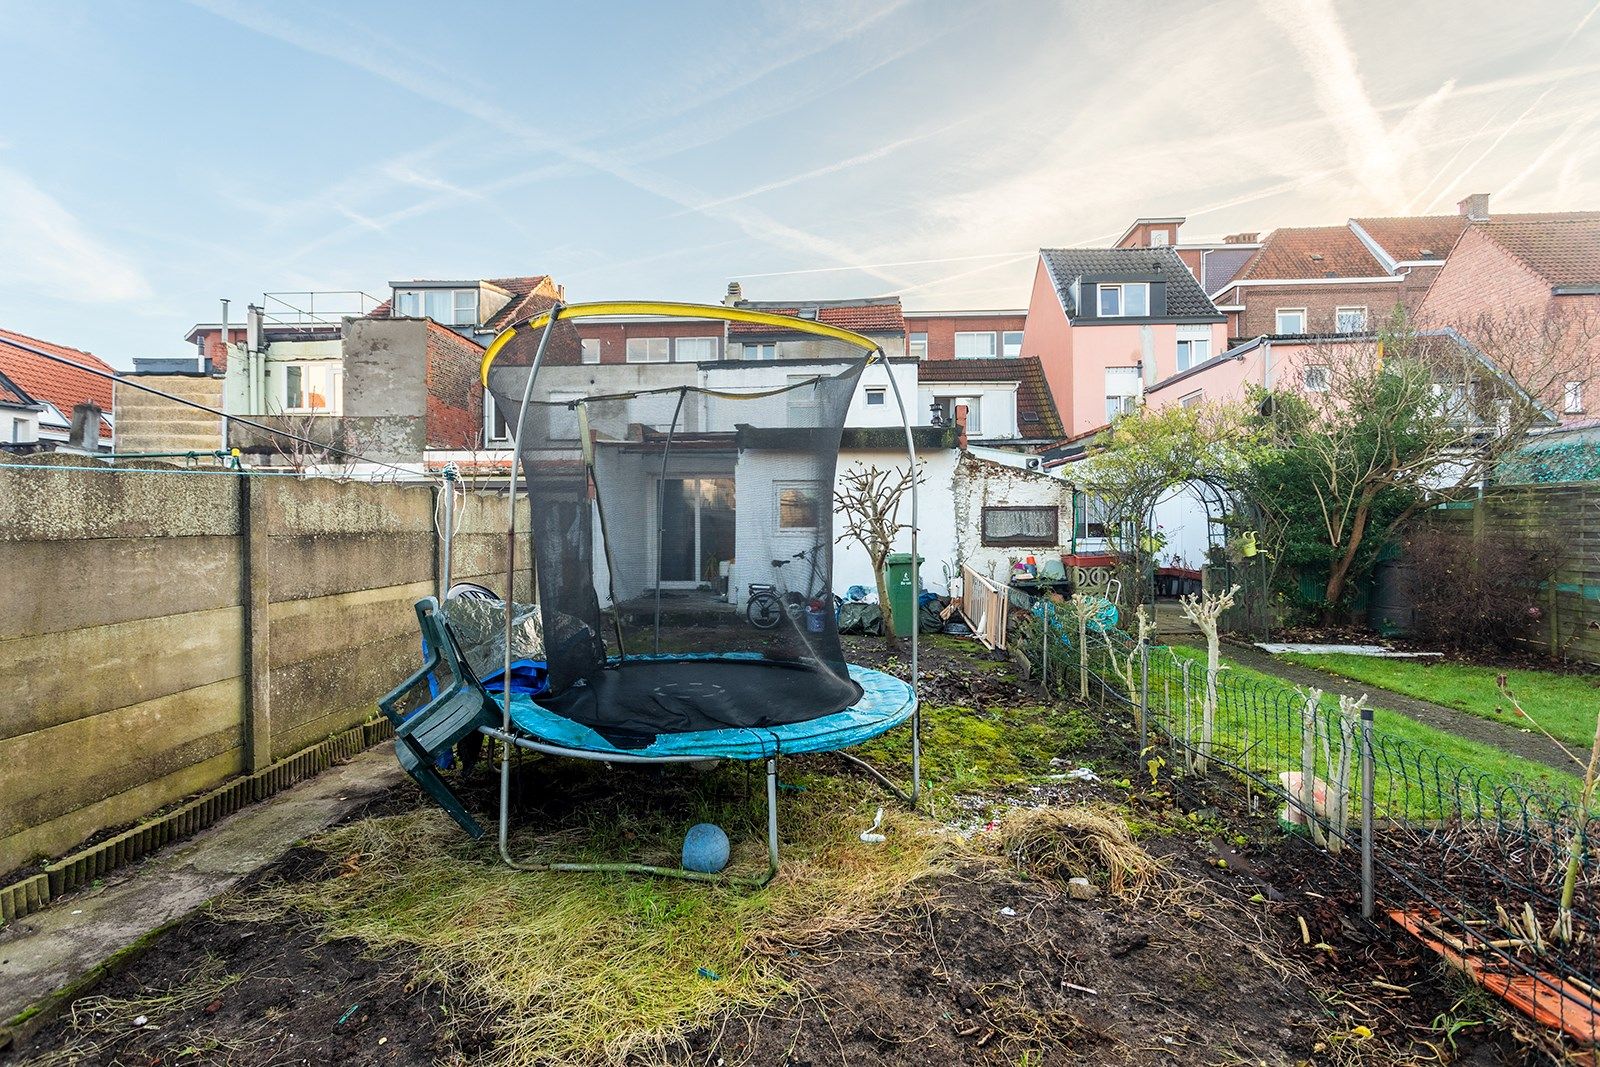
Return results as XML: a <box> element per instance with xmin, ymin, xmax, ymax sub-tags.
<box><xmin>1097</xmin><ymin>282</ymin><xmax>1149</xmax><ymax>317</ymax></box>
<box><xmin>394</xmin><ymin>287</ymin><xmax>479</xmax><ymax>326</ymax></box>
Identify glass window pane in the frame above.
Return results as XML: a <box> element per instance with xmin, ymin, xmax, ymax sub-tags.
<box><xmin>1124</xmin><ymin>284</ymin><xmax>1149</xmax><ymax>316</ymax></box>
<box><xmin>909</xmin><ymin>333</ymin><xmax>928</xmax><ymax>358</ymax></box>
<box><xmin>1002</xmin><ymin>331</ymin><xmax>1023</xmax><ymax>357</ymax></box>
<box><xmin>627</xmin><ymin>337</ymin><xmax>669</xmax><ymax>362</ymax></box>
<box><xmin>954</xmin><ymin>332</ymin><xmax>996</xmax><ymax>359</ymax></box>
<box><xmin>982</xmin><ymin>506</ymin><xmax>1056</xmax><ymax>545</ymax></box>
<box><xmin>425</xmin><ymin>290</ymin><xmax>452</xmax><ymax>321</ymax></box>
<box><xmin>453</xmin><ymin>289</ymin><xmax>478</xmax><ymax>324</ymax></box>
<box><xmin>581</xmin><ymin>338</ymin><xmax>601</xmax><ymax>364</ymax></box>
<box><xmin>1098</xmin><ymin>285</ymin><xmax>1120</xmax><ymax>316</ymax></box>
<box><xmin>396</xmin><ymin>291</ymin><xmax>421</xmax><ymax>316</ymax></box>
<box><xmin>778</xmin><ymin>485</ymin><xmax>820</xmax><ymax>529</ymax></box>
<box><xmin>674</xmin><ymin>337</ymin><xmax>717</xmax><ymax>362</ymax></box>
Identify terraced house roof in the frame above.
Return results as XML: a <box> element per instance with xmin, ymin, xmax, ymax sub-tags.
<box><xmin>1478</xmin><ymin>217</ymin><xmax>1600</xmax><ymax>287</ymax></box>
<box><xmin>1041</xmin><ymin>247</ymin><xmax>1221</xmax><ymax>319</ymax></box>
<box><xmin>0</xmin><ymin>327</ymin><xmax>114</xmax><ymax>430</ymax></box>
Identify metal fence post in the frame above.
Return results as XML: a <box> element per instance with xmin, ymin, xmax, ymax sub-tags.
<box><xmin>1360</xmin><ymin>706</ymin><xmax>1375</xmax><ymax>921</ymax></box>
<box><xmin>1138</xmin><ymin>640</ymin><xmax>1149</xmax><ymax>755</ymax></box>
<box><xmin>1039</xmin><ymin>599</ymin><xmax>1049</xmax><ymax>694</ymax></box>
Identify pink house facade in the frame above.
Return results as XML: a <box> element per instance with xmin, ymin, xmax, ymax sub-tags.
<box><xmin>1020</xmin><ymin>246</ymin><xmax>1229</xmax><ymax>437</ymax></box>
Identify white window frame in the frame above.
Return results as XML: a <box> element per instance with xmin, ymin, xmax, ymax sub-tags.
<box><xmin>786</xmin><ymin>374</ymin><xmax>820</xmax><ymax>423</ymax></box>
<box><xmin>865</xmin><ymin>387</ymin><xmax>886</xmax><ymax>406</ymax></box>
<box><xmin>1150</xmin><ymin>230</ymin><xmax>1170</xmax><ymax>246</ymax></box>
<box><xmin>673</xmin><ymin>336</ymin><xmax>719</xmax><ymax>362</ymax></box>
<box><xmin>394</xmin><ymin>288</ymin><xmax>478</xmax><ymax>325</ymax></box>
<box><xmin>1303</xmin><ymin>364</ymin><xmax>1331</xmax><ymax>392</ymax></box>
<box><xmin>743</xmin><ymin>342</ymin><xmax>777</xmax><ymax>361</ymax></box>
<box><xmin>908</xmin><ymin>332</ymin><xmax>928</xmax><ymax>359</ymax></box>
<box><xmin>774</xmin><ymin>480</ymin><xmax>824</xmax><ymax>531</ymax></box>
<box><xmin>1275</xmin><ymin>308</ymin><xmax>1307</xmax><ymax>335</ymax></box>
<box><xmin>953</xmin><ymin>331</ymin><xmax>998</xmax><ymax>359</ymax></box>
<box><xmin>1334</xmin><ymin>306</ymin><xmax>1368</xmax><ymax>334</ymax></box>
<box><xmin>1564</xmin><ymin>380</ymin><xmax>1585</xmax><ymax>415</ymax></box>
<box><xmin>1178</xmin><ymin>390</ymin><xmax>1203</xmax><ymax>408</ymax></box>
<box><xmin>580</xmin><ymin>338</ymin><xmax>602</xmax><ymax>364</ymax></box>
<box><xmin>1097</xmin><ymin>282</ymin><xmax>1149</xmax><ymax>317</ymax></box>
<box><xmin>1001</xmin><ymin>330</ymin><xmax>1024</xmax><ymax>357</ymax></box>
<box><xmin>1104</xmin><ymin>366</ymin><xmax>1141</xmax><ymax>423</ymax></box>
<box><xmin>485</xmin><ymin>396</ymin><xmax>512</xmax><ymax>444</ymax></box>
<box><xmin>282</xmin><ymin>361</ymin><xmax>343</xmax><ymax>414</ymax></box>
<box><xmin>626</xmin><ymin>336</ymin><xmax>671</xmax><ymax>363</ymax></box>
<box><xmin>1176</xmin><ymin>327</ymin><xmax>1212</xmax><ymax>373</ymax></box>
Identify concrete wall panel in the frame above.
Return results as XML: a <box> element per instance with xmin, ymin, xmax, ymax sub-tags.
<box><xmin>266</xmin><ymin>532</ymin><xmax>435</xmax><ymax>602</ymax></box>
<box><xmin>0</xmin><ymin>460</ymin><xmax>239</xmax><ymax>541</ymax></box>
<box><xmin>268</xmin><ymin>581</ymin><xmax>433</xmax><ymax>668</ymax></box>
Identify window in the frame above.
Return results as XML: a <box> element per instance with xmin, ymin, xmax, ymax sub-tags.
<box><xmin>954</xmin><ymin>331</ymin><xmax>997</xmax><ymax>359</ymax></box>
<box><xmin>786</xmin><ymin>375</ymin><xmax>819</xmax><ymax>424</ymax></box>
<box><xmin>1104</xmin><ymin>366</ymin><xmax>1140</xmax><ymax>423</ymax></box>
<box><xmin>1565</xmin><ymin>380</ymin><xmax>1585</xmax><ymax>415</ymax></box>
<box><xmin>674</xmin><ymin>336</ymin><xmax>718</xmax><ymax>362</ymax></box>
<box><xmin>485</xmin><ymin>397</ymin><xmax>511</xmax><ymax>443</ymax></box>
<box><xmin>932</xmin><ymin>395</ymin><xmax>981</xmax><ymax>434</ymax></box>
<box><xmin>908</xmin><ymin>332</ymin><xmax>928</xmax><ymax>359</ymax></box>
<box><xmin>10</xmin><ymin>417</ymin><xmax>28</xmax><ymax>443</ymax></box>
<box><xmin>1097</xmin><ymin>282</ymin><xmax>1149</xmax><ymax>317</ymax></box>
<box><xmin>1002</xmin><ymin>331</ymin><xmax>1024</xmax><ymax>357</ymax></box>
<box><xmin>1179</xmin><ymin>390</ymin><xmax>1203</xmax><ymax>408</ymax></box>
<box><xmin>1176</xmin><ymin>326</ymin><xmax>1211</xmax><ymax>372</ymax></box>
<box><xmin>776</xmin><ymin>483</ymin><xmax>822</xmax><ymax>530</ymax></box>
<box><xmin>865</xmin><ymin>387</ymin><xmax>886</xmax><ymax>406</ymax></box>
<box><xmin>1335</xmin><ymin>306</ymin><xmax>1368</xmax><ymax>334</ymax></box>
<box><xmin>1303</xmin><ymin>364</ymin><xmax>1330</xmax><ymax>392</ymax></box>
<box><xmin>1275</xmin><ymin>308</ymin><xmax>1306</xmax><ymax>334</ymax></box>
<box><xmin>283</xmin><ymin>363</ymin><xmax>342</xmax><ymax>413</ymax></box>
<box><xmin>981</xmin><ymin>506</ymin><xmax>1059</xmax><ymax>547</ymax></box>
<box><xmin>580</xmin><ymin>338</ymin><xmax>602</xmax><ymax>364</ymax></box>
<box><xmin>394</xmin><ymin>288</ymin><xmax>477</xmax><ymax>325</ymax></box>
<box><xmin>743</xmin><ymin>342</ymin><xmax>777</xmax><ymax>361</ymax></box>
<box><xmin>626</xmin><ymin>336</ymin><xmax>670</xmax><ymax>363</ymax></box>
<box><xmin>1075</xmin><ymin>493</ymin><xmax>1111</xmax><ymax>541</ymax></box>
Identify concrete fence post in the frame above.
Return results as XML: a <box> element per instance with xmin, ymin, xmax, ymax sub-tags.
<box><xmin>242</xmin><ymin>476</ymin><xmax>272</xmax><ymax>771</ymax></box>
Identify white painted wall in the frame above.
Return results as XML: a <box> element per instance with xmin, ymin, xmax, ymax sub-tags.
<box><xmin>916</xmin><ymin>382</ymin><xmax>1020</xmax><ymax>439</ymax></box>
<box><xmin>222</xmin><ymin>337</ymin><xmax>342</xmax><ymax>415</ymax></box>
<box><xmin>830</xmin><ymin>447</ymin><xmax>962</xmax><ymax>599</ymax></box>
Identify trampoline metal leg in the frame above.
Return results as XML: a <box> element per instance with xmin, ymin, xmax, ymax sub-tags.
<box><xmin>765</xmin><ymin>756</ymin><xmax>780</xmax><ymax>874</ymax></box>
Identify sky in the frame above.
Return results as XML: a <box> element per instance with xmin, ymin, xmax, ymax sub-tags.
<box><xmin>1</xmin><ymin>0</ymin><xmax>1599</xmax><ymax>368</ymax></box>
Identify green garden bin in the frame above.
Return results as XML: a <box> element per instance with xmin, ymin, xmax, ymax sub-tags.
<box><xmin>883</xmin><ymin>553</ymin><xmax>923</xmax><ymax>638</ymax></box>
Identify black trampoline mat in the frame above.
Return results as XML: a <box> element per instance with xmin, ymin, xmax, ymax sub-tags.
<box><xmin>537</xmin><ymin>658</ymin><xmax>864</xmax><ymax>750</ymax></box>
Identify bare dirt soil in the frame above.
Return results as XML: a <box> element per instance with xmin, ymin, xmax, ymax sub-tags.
<box><xmin>6</xmin><ymin>634</ymin><xmax>1533</xmax><ymax>1066</ymax></box>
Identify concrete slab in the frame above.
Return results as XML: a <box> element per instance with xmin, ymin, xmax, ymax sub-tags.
<box><xmin>1255</xmin><ymin>642</ymin><xmax>1443</xmax><ymax>657</ymax></box>
<box><xmin>0</xmin><ymin>743</ymin><xmax>403</xmax><ymax>1025</ymax></box>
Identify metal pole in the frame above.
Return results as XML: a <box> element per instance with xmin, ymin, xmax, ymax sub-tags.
<box><xmin>879</xmin><ymin>351</ymin><xmax>921</xmax><ymax>806</ymax></box>
<box><xmin>766</xmin><ymin>757</ymin><xmax>780</xmax><ymax>873</ymax></box>
<box><xmin>1360</xmin><ymin>706</ymin><xmax>1375</xmax><ymax>920</ymax></box>
<box><xmin>1138</xmin><ymin>639</ymin><xmax>1150</xmax><ymax>755</ymax></box>
<box><xmin>1040</xmin><ymin>600</ymin><xmax>1049</xmax><ymax>693</ymax></box>
<box><xmin>439</xmin><ymin>464</ymin><xmax>457</xmax><ymax>601</ymax></box>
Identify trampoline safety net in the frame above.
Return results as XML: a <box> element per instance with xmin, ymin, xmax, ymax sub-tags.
<box><xmin>485</xmin><ymin>311</ymin><xmax>877</xmax><ymax>749</ymax></box>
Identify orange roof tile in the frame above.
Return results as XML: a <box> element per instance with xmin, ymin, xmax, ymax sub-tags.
<box><xmin>1477</xmin><ymin>217</ymin><xmax>1600</xmax><ymax>287</ymax></box>
<box><xmin>727</xmin><ymin>299</ymin><xmax>906</xmax><ymax>337</ymax></box>
<box><xmin>0</xmin><ymin>327</ymin><xmax>114</xmax><ymax>428</ymax></box>
<box><xmin>1234</xmin><ymin>226</ymin><xmax>1388</xmax><ymax>281</ymax></box>
<box><xmin>1351</xmin><ymin>215</ymin><xmax>1468</xmax><ymax>262</ymax></box>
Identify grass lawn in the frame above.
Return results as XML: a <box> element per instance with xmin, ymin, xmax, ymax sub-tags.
<box><xmin>1281</xmin><ymin>653</ymin><xmax>1600</xmax><ymax>754</ymax></box>
<box><xmin>1152</xmin><ymin>645</ymin><xmax>1580</xmax><ymax>812</ymax></box>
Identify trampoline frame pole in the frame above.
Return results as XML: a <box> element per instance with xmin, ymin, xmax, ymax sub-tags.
<box><xmin>878</xmin><ymin>348</ymin><xmax>921</xmax><ymax>807</ymax></box>
<box><xmin>499</xmin><ymin>304</ymin><xmax>562</xmax><ymax>871</ymax></box>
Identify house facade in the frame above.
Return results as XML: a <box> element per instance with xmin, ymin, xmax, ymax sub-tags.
<box><xmin>0</xmin><ymin>327</ymin><xmax>115</xmax><ymax>450</ymax></box>
<box><xmin>1020</xmin><ymin>246</ymin><xmax>1229</xmax><ymax>438</ymax></box>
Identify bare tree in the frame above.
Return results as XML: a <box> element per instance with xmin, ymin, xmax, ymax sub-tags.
<box><xmin>835</xmin><ymin>463</ymin><xmax>923</xmax><ymax>648</ymax></box>
<box><xmin>1177</xmin><ymin>584</ymin><xmax>1238</xmax><ymax>775</ymax></box>
<box><xmin>1249</xmin><ymin>307</ymin><xmax>1600</xmax><ymax>614</ymax></box>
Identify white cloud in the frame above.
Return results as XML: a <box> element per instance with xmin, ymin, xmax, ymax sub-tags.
<box><xmin>0</xmin><ymin>165</ymin><xmax>150</xmax><ymax>302</ymax></box>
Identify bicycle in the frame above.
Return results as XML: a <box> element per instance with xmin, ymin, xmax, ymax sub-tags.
<box><xmin>745</xmin><ymin>545</ymin><xmax>837</xmax><ymax>630</ymax></box>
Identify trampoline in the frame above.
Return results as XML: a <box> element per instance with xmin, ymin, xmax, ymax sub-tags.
<box><xmin>385</xmin><ymin>301</ymin><xmax>923</xmax><ymax>885</ymax></box>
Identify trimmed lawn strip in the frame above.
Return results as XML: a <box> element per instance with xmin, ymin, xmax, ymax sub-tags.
<box><xmin>1281</xmin><ymin>653</ymin><xmax>1600</xmax><ymax>754</ymax></box>
<box><xmin>1154</xmin><ymin>646</ymin><xmax>1579</xmax><ymax>814</ymax></box>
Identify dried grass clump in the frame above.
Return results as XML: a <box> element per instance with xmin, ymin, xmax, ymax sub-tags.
<box><xmin>987</xmin><ymin>805</ymin><xmax>1161</xmax><ymax>900</ymax></box>
<box><xmin>230</xmin><ymin>768</ymin><xmax>958</xmax><ymax>1067</ymax></box>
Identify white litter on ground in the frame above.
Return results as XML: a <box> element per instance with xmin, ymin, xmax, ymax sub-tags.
<box><xmin>1255</xmin><ymin>643</ymin><xmax>1443</xmax><ymax>657</ymax></box>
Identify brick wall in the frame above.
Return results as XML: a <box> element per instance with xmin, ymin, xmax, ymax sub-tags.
<box><xmin>424</xmin><ymin>323</ymin><xmax>486</xmax><ymax>449</ymax></box>
<box><xmin>1234</xmin><ymin>282</ymin><xmax>1408</xmax><ymax>338</ymax></box>
<box><xmin>907</xmin><ymin>314</ymin><xmax>1028</xmax><ymax>361</ymax></box>
<box><xmin>574</xmin><ymin>320</ymin><xmax>728</xmax><ymax>364</ymax></box>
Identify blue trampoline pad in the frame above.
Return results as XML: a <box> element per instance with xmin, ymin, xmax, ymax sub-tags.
<box><xmin>500</xmin><ymin>658</ymin><xmax>914</xmax><ymax>760</ymax></box>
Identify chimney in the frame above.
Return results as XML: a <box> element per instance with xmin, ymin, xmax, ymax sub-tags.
<box><xmin>1224</xmin><ymin>232</ymin><xmax>1259</xmax><ymax>244</ymax></box>
<box><xmin>1458</xmin><ymin>193</ymin><xmax>1490</xmax><ymax>220</ymax></box>
<box><xmin>954</xmin><ymin>403</ymin><xmax>969</xmax><ymax>450</ymax></box>
<box><xmin>69</xmin><ymin>401</ymin><xmax>102</xmax><ymax>451</ymax></box>
<box><xmin>723</xmin><ymin>281</ymin><xmax>743</xmax><ymax>306</ymax></box>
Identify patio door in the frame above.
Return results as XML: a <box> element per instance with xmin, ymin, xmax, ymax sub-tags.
<box><xmin>657</xmin><ymin>478</ymin><xmax>735</xmax><ymax>586</ymax></box>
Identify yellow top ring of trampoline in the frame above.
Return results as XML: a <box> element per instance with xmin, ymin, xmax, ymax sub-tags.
<box><xmin>480</xmin><ymin>300</ymin><xmax>883</xmax><ymax>385</ymax></box>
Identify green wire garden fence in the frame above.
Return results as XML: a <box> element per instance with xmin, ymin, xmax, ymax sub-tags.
<box><xmin>1014</xmin><ymin>592</ymin><xmax>1600</xmax><ymax>1047</ymax></box>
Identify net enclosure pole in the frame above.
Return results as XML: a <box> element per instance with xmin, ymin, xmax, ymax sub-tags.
<box><xmin>498</xmin><ymin>305</ymin><xmax>563</xmax><ymax>869</ymax></box>
<box><xmin>878</xmin><ymin>348</ymin><xmax>921</xmax><ymax>806</ymax></box>
<box><xmin>1360</xmin><ymin>706</ymin><xmax>1375</xmax><ymax>920</ymax></box>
